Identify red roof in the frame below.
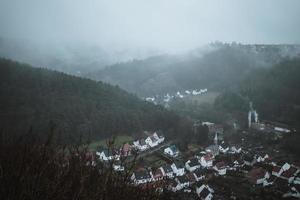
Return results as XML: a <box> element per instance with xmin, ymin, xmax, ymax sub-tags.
<box><xmin>121</xmin><ymin>143</ymin><xmax>131</xmax><ymax>154</ymax></box>
<box><xmin>186</xmin><ymin>173</ymin><xmax>196</xmax><ymax>183</ymax></box>
<box><xmin>248</xmin><ymin>167</ymin><xmax>267</xmax><ymax>183</ymax></box>
<box><xmin>153</xmin><ymin>168</ymin><xmax>164</xmax><ymax>179</ymax></box>
<box><xmin>204</xmin><ymin>154</ymin><xmax>213</xmax><ymax>161</ymax></box>
<box><xmin>139</xmin><ymin>180</ymin><xmax>166</xmax><ymax>190</ymax></box>
<box><xmin>272</xmin><ymin>166</ymin><xmax>281</xmax><ymax>173</ymax></box>
<box><xmin>281</xmin><ymin>167</ymin><xmax>297</xmax><ymax>178</ymax></box>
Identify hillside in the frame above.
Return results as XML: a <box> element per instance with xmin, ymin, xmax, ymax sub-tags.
<box><xmin>215</xmin><ymin>58</ymin><xmax>300</xmax><ymax>126</ymax></box>
<box><xmin>87</xmin><ymin>44</ymin><xmax>300</xmax><ymax>97</ymax></box>
<box><xmin>0</xmin><ymin>59</ymin><xmax>179</xmax><ymax>142</ymax></box>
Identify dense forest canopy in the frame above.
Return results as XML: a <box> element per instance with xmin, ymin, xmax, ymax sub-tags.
<box><xmin>215</xmin><ymin>57</ymin><xmax>300</xmax><ymax>126</ymax></box>
<box><xmin>0</xmin><ymin>59</ymin><xmax>180</xmax><ymax>143</ymax></box>
<box><xmin>87</xmin><ymin>44</ymin><xmax>300</xmax><ymax>96</ymax></box>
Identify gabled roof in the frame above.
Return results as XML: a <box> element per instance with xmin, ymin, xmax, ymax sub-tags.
<box><xmin>139</xmin><ymin>139</ymin><xmax>146</xmax><ymax>146</ymax></box>
<box><xmin>149</xmin><ymin>135</ymin><xmax>158</xmax><ymax>142</ymax></box>
<box><xmin>188</xmin><ymin>158</ymin><xmax>200</xmax><ymax>167</ymax></box>
<box><xmin>162</xmin><ymin>165</ymin><xmax>173</xmax><ymax>173</ymax></box>
<box><xmin>194</xmin><ymin>168</ymin><xmax>206</xmax><ymax>177</ymax></box>
<box><xmin>121</xmin><ymin>143</ymin><xmax>131</xmax><ymax>152</ymax></box>
<box><xmin>156</xmin><ymin>130</ymin><xmax>164</xmax><ymax>137</ymax></box>
<box><xmin>272</xmin><ymin>166</ymin><xmax>281</xmax><ymax>173</ymax></box>
<box><xmin>199</xmin><ymin>188</ymin><xmax>211</xmax><ymax>198</ymax></box>
<box><xmin>153</xmin><ymin>168</ymin><xmax>164</xmax><ymax>178</ymax></box>
<box><xmin>281</xmin><ymin>166</ymin><xmax>297</xmax><ymax>178</ymax></box>
<box><xmin>169</xmin><ymin>145</ymin><xmax>178</xmax><ymax>153</ymax></box>
<box><xmin>215</xmin><ymin>161</ymin><xmax>226</xmax><ymax>169</ymax></box>
<box><xmin>203</xmin><ymin>154</ymin><xmax>214</xmax><ymax>162</ymax></box>
<box><xmin>168</xmin><ymin>179</ymin><xmax>178</xmax><ymax>187</ymax></box>
<box><xmin>186</xmin><ymin>173</ymin><xmax>196</xmax><ymax>182</ymax></box>
<box><xmin>173</xmin><ymin>160</ymin><xmax>185</xmax><ymax>169</ymax></box>
<box><xmin>177</xmin><ymin>175</ymin><xmax>189</xmax><ymax>184</ymax></box>
<box><xmin>134</xmin><ymin>170</ymin><xmax>152</xmax><ymax>180</ymax></box>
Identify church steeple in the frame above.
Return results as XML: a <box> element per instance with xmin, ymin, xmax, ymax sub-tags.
<box><xmin>214</xmin><ymin>132</ymin><xmax>218</xmax><ymax>146</ymax></box>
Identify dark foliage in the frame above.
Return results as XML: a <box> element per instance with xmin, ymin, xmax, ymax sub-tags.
<box><xmin>87</xmin><ymin>44</ymin><xmax>300</xmax><ymax>96</ymax></box>
<box><xmin>0</xmin><ymin>132</ymin><xmax>175</xmax><ymax>200</ymax></box>
<box><xmin>0</xmin><ymin>58</ymin><xmax>180</xmax><ymax>143</ymax></box>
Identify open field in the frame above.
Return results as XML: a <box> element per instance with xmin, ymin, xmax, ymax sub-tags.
<box><xmin>183</xmin><ymin>91</ymin><xmax>220</xmax><ymax>105</ymax></box>
<box><xmin>143</xmin><ymin>154</ymin><xmax>168</xmax><ymax>168</ymax></box>
<box><xmin>89</xmin><ymin>135</ymin><xmax>133</xmax><ymax>151</ymax></box>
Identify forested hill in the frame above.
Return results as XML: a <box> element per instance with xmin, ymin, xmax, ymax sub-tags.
<box><xmin>0</xmin><ymin>59</ymin><xmax>179</xmax><ymax>142</ymax></box>
<box><xmin>87</xmin><ymin>44</ymin><xmax>300</xmax><ymax>96</ymax></box>
<box><xmin>215</xmin><ymin>58</ymin><xmax>300</xmax><ymax>126</ymax></box>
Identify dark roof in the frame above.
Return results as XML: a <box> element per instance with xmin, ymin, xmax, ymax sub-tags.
<box><xmin>241</xmin><ymin>165</ymin><xmax>252</xmax><ymax>172</ymax></box>
<box><xmin>170</xmin><ymin>145</ymin><xmax>178</xmax><ymax>153</ymax></box>
<box><xmin>194</xmin><ymin>169</ymin><xmax>206</xmax><ymax>177</ymax></box>
<box><xmin>186</xmin><ymin>173</ymin><xmax>196</xmax><ymax>182</ymax></box>
<box><xmin>156</xmin><ymin>130</ymin><xmax>164</xmax><ymax>137</ymax></box>
<box><xmin>199</xmin><ymin>188</ymin><xmax>210</xmax><ymax>198</ymax></box>
<box><xmin>188</xmin><ymin>158</ymin><xmax>200</xmax><ymax>167</ymax></box>
<box><xmin>215</xmin><ymin>161</ymin><xmax>226</xmax><ymax>169</ymax></box>
<box><xmin>139</xmin><ymin>139</ymin><xmax>146</xmax><ymax>146</ymax></box>
<box><xmin>168</xmin><ymin>179</ymin><xmax>178</xmax><ymax>187</ymax></box>
<box><xmin>174</xmin><ymin>161</ymin><xmax>185</xmax><ymax>169</ymax></box>
<box><xmin>134</xmin><ymin>170</ymin><xmax>151</xmax><ymax>180</ymax></box>
<box><xmin>244</xmin><ymin>154</ymin><xmax>255</xmax><ymax>162</ymax></box>
<box><xmin>150</xmin><ymin>135</ymin><xmax>158</xmax><ymax>142</ymax></box>
<box><xmin>162</xmin><ymin>165</ymin><xmax>173</xmax><ymax>173</ymax></box>
<box><xmin>177</xmin><ymin>175</ymin><xmax>189</xmax><ymax>183</ymax></box>
<box><xmin>281</xmin><ymin>167</ymin><xmax>297</xmax><ymax>178</ymax></box>
<box><xmin>153</xmin><ymin>168</ymin><xmax>164</xmax><ymax>178</ymax></box>
<box><xmin>272</xmin><ymin>166</ymin><xmax>281</xmax><ymax>173</ymax></box>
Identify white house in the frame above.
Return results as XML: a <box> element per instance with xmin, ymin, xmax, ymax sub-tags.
<box><xmin>175</xmin><ymin>176</ymin><xmax>190</xmax><ymax>190</ymax></box>
<box><xmin>219</xmin><ymin>142</ymin><xmax>229</xmax><ymax>154</ymax></box>
<box><xmin>160</xmin><ymin>165</ymin><xmax>174</xmax><ymax>178</ymax></box>
<box><xmin>133</xmin><ymin>139</ymin><xmax>148</xmax><ymax>151</ymax></box>
<box><xmin>233</xmin><ymin>159</ymin><xmax>245</xmax><ymax>168</ymax></box>
<box><xmin>213</xmin><ymin>161</ymin><xmax>227</xmax><ymax>176</ymax></box>
<box><xmin>171</xmin><ymin>161</ymin><xmax>185</xmax><ymax>176</ymax></box>
<box><xmin>256</xmin><ymin>153</ymin><xmax>269</xmax><ymax>163</ymax></box>
<box><xmin>153</xmin><ymin>131</ymin><xmax>165</xmax><ymax>144</ymax></box>
<box><xmin>164</xmin><ymin>145</ymin><xmax>179</xmax><ymax>157</ymax></box>
<box><xmin>185</xmin><ymin>158</ymin><xmax>201</xmax><ymax>172</ymax></box>
<box><xmin>196</xmin><ymin>184</ymin><xmax>214</xmax><ymax>200</ymax></box>
<box><xmin>200</xmin><ymin>154</ymin><xmax>214</xmax><ymax>168</ymax></box>
<box><xmin>145</xmin><ymin>135</ymin><xmax>159</xmax><ymax>148</ymax></box>
<box><xmin>230</xmin><ymin>146</ymin><xmax>242</xmax><ymax>154</ymax></box>
<box><xmin>96</xmin><ymin>149</ymin><xmax>119</xmax><ymax>161</ymax></box>
<box><xmin>294</xmin><ymin>173</ymin><xmax>300</xmax><ymax>184</ymax></box>
<box><xmin>113</xmin><ymin>162</ymin><xmax>125</xmax><ymax>171</ymax></box>
<box><xmin>131</xmin><ymin>170</ymin><xmax>153</xmax><ymax>185</ymax></box>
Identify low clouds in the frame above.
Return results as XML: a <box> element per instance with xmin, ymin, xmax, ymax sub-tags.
<box><xmin>0</xmin><ymin>0</ymin><xmax>299</xmax><ymax>52</ymax></box>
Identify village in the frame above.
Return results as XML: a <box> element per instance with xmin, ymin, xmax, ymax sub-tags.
<box><xmin>89</xmin><ymin>107</ymin><xmax>300</xmax><ymax>200</ymax></box>
<box><xmin>85</xmin><ymin>104</ymin><xmax>299</xmax><ymax>200</ymax></box>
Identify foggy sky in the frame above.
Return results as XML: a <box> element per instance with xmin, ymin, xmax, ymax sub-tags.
<box><xmin>0</xmin><ymin>0</ymin><xmax>300</xmax><ymax>52</ymax></box>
